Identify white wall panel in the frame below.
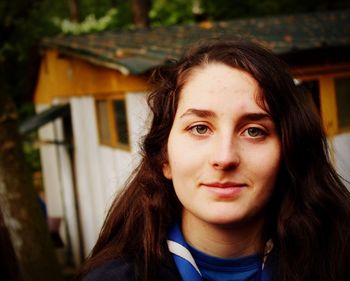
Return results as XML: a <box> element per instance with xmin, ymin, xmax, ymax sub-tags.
<box><xmin>52</xmin><ymin>115</ymin><xmax>81</xmax><ymax>266</ymax></box>
<box><xmin>333</xmin><ymin>133</ymin><xmax>350</xmax><ymax>191</ymax></box>
<box><xmin>70</xmin><ymin>97</ymin><xmax>105</xmax><ymax>255</ymax></box>
<box><xmin>37</xmin><ymin>105</ymin><xmax>64</xmax><ymax>218</ymax></box>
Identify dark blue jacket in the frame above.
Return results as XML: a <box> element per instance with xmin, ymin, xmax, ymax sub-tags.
<box><xmin>82</xmin><ymin>249</ymin><xmax>274</xmax><ymax>281</ymax></box>
<box><xmin>82</xmin><ymin>254</ymin><xmax>182</xmax><ymax>281</ymax></box>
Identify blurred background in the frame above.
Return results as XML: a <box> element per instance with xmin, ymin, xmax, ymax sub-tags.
<box><xmin>1</xmin><ymin>1</ymin><xmax>350</xmax><ymax>280</ymax></box>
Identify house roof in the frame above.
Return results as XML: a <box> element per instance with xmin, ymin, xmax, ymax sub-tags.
<box><xmin>42</xmin><ymin>10</ymin><xmax>350</xmax><ymax>75</ymax></box>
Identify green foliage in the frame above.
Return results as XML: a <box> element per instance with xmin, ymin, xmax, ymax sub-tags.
<box><xmin>23</xmin><ymin>137</ymin><xmax>41</xmax><ymax>172</ymax></box>
<box><xmin>150</xmin><ymin>0</ymin><xmax>196</xmax><ymax>25</ymax></box>
<box><xmin>78</xmin><ymin>0</ymin><xmax>132</xmax><ymax>21</ymax></box>
<box><xmin>52</xmin><ymin>8</ymin><xmax>119</xmax><ymax>34</ymax></box>
<box><xmin>52</xmin><ymin>0</ymin><xmax>133</xmax><ymax>34</ymax></box>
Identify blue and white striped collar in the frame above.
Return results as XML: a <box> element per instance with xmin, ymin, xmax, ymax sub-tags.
<box><xmin>167</xmin><ymin>224</ymin><xmax>272</xmax><ymax>281</ymax></box>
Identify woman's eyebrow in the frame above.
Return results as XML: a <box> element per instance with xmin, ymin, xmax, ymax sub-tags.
<box><xmin>180</xmin><ymin>108</ymin><xmax>217</xmax><ymax>119</ymax></box>
<box><xmin>239</xmin><ymin>113</ymin><xmax>272</xmax><ymax>122</ymax></box>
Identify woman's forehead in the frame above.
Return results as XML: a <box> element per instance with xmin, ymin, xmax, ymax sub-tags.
<box><xmin>179</xmin><ymin>63</ymin><xmax>266</xmax><ymax>105</ymax></box>
<box><xmin>174</xmin><ymin>63</ymin><xmax>270</xmax><ymax>118</ymax></box>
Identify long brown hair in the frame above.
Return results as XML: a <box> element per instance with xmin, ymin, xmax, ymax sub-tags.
<box><xmin>78</xmin><ymin>40</ymin><xmax>350</xmax><ymax>281</ymax></box>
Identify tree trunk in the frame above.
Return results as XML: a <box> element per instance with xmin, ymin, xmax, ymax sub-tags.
<box><xmin>131</xmin><ymin>0</ymin><xmax>151</xmax><ymax>28</ymax></box>
<box><xmin>0</xmin><ymin>207</ymin><xmax>22</xmax><ymax>281</ymax></box>
<box><xmin>68</xmin><ymin>0</ymin><xmax>80</xmax><ymax>22</ymax></box>
<box><xmin>0</xmin><ymin>96</ymin><xmax>63</xmax><ymax>281</ymax></box>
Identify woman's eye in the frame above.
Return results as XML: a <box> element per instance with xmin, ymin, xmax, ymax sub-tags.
<box><xmin>190</xmin><ymin>125</ymin><xmax>209</xmax><ymax>135</ymax></box>
<box><xmin>244</xmin><ymin>127</ymin><xmax>265</xmax><ymax>137</ymax></box>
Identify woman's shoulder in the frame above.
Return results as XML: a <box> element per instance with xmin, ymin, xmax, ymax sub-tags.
<box><xmin>82</xmin><ymin>259</ymin><xmax>134</xmax><ymax>281</ymax></box>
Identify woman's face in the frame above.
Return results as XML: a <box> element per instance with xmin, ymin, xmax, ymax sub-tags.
<box><xmin>163</xmin><ymin>63</ymin><xmax>281</xmax><ymax>227</ymax></box>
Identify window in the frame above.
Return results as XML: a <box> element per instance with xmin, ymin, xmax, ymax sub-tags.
<box><xmin>96</xmin><ymin>100</ymin><xmax>112</xmax><ymax>145</ymax></box>
<box><xmin>335</xmin><ymin>76</ymin><xmax>350</xmax><ymax>131</ymax></box>
<box><xmin>295</xmin><ymin>70</ymin><xmax>350</xmax><ymax>136</ymax></box>
<box><xmin>95</xmin><ymin>95</ymin><xmax>130</xmax><ymax>150</ymax></box>
<box><xmin>113</xmin><ymin>100</ymin><xmax>129</xmax><ymax>146</ymax></box>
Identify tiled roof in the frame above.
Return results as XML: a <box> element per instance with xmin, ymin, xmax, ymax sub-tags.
<box><xmin>42</xmin><ymin>10</ymin><xmax>350</xmax><ymax>75</ymax></box>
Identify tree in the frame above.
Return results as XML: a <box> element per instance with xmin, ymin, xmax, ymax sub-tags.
<box><xmin>131</xmin><ymin>0</ymin><xmax>151</xmax><ymax>27</ymax></box>
<box><xmin>0</xmin><ymin>207</ymin><xmax>22</xmax><ymax>281</ymax></box>
<box><xmin>0</xmin><ymin>96</ymin><xmax>64</xmax><ymax>281</ymax></box>
<box><xmin>0</xmin><ymin>1</ymin><xmax>64</xmax><ymax>280</ymax></box>
<box><xmin>69</xmin><ymin>0</ymin><xmax>80</xmax><ymax>22</ymax></box>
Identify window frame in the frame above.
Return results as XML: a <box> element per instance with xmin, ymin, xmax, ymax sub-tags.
<box><xmin>95</xmin><ymin>93</ymin><xmax>131</xmax><ymax>151</ymax></box>
<box><xmin>295</xmin><ymin>69</ymin><xmax>350</xmax><ymax>136</ymax></box>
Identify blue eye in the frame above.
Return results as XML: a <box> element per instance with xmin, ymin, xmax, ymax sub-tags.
<box><xmin>191</xmin><ymin>125</ymin><xmax>209</xmax><ymax>135</ymax></box>
<box><xmin>245</xmin><ymin>127</ymin><xmax>265</xmax><ymax>137</ymax></box>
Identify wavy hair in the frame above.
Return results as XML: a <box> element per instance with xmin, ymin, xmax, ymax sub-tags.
<box><xmin>78</xmin><ymin>40</ymin><xmax>350</xmax><ymax>281</ymax></box>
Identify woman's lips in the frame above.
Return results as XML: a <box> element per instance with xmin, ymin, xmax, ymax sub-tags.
<box><xmin>201</xmin><ymin>182</ymin><xmax>246</xmax><ymax>197</ymax></box>
<box><xmin>203</xmin><ymin>182</ymin><xmax>246</xmax><ymax>188</ymax></box>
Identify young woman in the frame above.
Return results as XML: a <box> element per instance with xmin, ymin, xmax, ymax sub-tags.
<box><xmin>78</xmin><ymin>40</ymin><xmax>350</xmax><ymax>281</ymax></box>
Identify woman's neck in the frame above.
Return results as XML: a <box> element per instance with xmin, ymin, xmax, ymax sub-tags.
<box><xmin>181</xmin><ymin>212</ymin><xmax>265</xmax><ymax>259</ymax></box>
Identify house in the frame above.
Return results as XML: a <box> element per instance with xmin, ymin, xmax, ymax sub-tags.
<box><xmin>27</xmin><ymin>9</ymin><xmax>350</xmax><ymax>267</ymax></box>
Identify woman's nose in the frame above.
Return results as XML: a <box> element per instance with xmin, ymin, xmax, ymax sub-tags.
<box><xmin>209</xmin><ymin>135</ymin><xmax>240</xmax><ymax>170</ymax></box>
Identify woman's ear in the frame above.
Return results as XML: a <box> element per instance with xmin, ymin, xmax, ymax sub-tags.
<box><xmin>162</xmin><ymin>163</ymin><xmax>172</xmax><ymax>180</ymax></box>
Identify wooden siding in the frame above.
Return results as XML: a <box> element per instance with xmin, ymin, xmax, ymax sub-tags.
<box><xmin>34</xmin><ymin>49</ymin><xmax>148</xmax><ymax>104</ymax></box>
